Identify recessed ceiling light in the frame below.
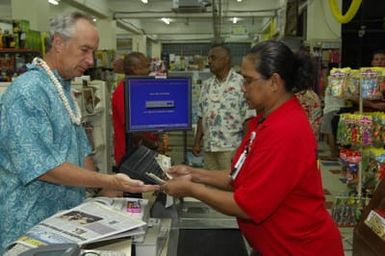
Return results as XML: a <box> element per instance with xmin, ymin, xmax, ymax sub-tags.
<box><xmin>141</xmin><ymin>0</ymin><xmax>148</xmax><ymax>4</ymax></box>
<box><xmin>237</xmin><ymin>0</ymin><xmax>242</xmax><ymax>2</ymax></box>
<box><xmin>161</xmin><ymin>18</ymin><xmax>171</xmax><ymax>25</ymax></box>
<box><xmin>48</xmin><ymin>0</ymin><xmax>59</xmax><ymax>5</ymax></box>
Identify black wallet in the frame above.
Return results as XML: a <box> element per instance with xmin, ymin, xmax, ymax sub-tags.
<box><xmin>118</xmin><ymin>145</ymin><xmax>168</xmax><ymax>185</ymax></box>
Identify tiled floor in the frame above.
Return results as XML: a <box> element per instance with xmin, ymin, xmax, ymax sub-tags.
<box><xmin>318</xmin><ymin>141</ymin><xmax>353</xmax><ymax>256</ymax></box>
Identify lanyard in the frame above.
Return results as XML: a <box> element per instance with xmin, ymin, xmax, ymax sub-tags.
<box><xmin>230</xmin><ymin>131</ymin><xmax>256</xmax><ymax>180</ymax></box>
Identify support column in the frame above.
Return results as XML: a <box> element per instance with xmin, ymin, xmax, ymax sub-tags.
<box><xmin>96</xmin><ymin>19</ymin><xmax>117</xmax><ymax>50</ymax></box>
<box><xmin>151</xmin><ymin>41</ymin><xmax>161</xmax><ymax>59</ymax></box>
<box><xmin>306</xmin><ymin>0</ymin><xmax>341</xmax><ymax>40</ymax></box>
<box><xmin>132</xmin><ymin>35</ymin><xmax>147</xmax><ymax>54</ymax></box>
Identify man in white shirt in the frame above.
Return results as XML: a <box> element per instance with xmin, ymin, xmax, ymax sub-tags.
<box><xmin>192</xmin><ymin>45</ymin><xmax>254</xmax><ymax>170</ymax></box>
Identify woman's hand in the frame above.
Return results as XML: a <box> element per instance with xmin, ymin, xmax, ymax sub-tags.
<box><xmin>113</xmin><ymin>173</ymin><xmax>160</xmax><ymax>193</ymax></box>
<box><xmin>161</xmin><ymin>177</ymin><xmax>200</xmax><ymax>197</ymax></box>
<box><xmin>166</xmin><ymin>164</ymin><xmax>194</xmax><ymax>180</ymax></box>
<box><xmin>192</xmin><ymin>144</ymin><xmax>201</xmax><ymax>156</ymax></box>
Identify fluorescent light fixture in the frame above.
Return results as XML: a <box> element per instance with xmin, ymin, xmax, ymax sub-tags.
<box><xmin>237</xmin><ymin>0</ymin><xmax>242</xmax><ymax>2</ymax></box>
<box><xmin>141</xmin><ymin>0</ymin><xmax>148</xmax><ymax>3</ymax></box>
<box><xmin>48</xmin><ymin>0</ymin><xmax>59</xmax><ymax>5</ymax></box>
<box><xmin>232</xmin><ymin>17</ymin><xmax>238</xmax><ymax>24</ymax></box>
<box><xmin>161</xmin><ymin>18</ymin><xmax>171</xmax><ymax>25</ymax></box>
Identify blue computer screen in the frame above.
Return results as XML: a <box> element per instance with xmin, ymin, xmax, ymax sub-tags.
<box><xmin>125</xmin><ymin>76</ymin><xmax>192</xmax><ymax>133</ymax></box>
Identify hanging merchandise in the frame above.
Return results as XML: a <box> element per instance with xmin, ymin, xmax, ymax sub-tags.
<box><xmin>328</xmin><ymin>67</ymin><xmax>385</xmax><ymax>99</ymax></box>
<box><xmin>360</xmin><ymin>68</ymin><xmax>382</xmax><ymax>100</ymax></box>
<box><xmin>368</xmin><ymin>147</ymin><xmax>385</xmax><ymax>181</ymax></box>
<box><xmin>328</xmin><ymin>68</ymin><xmax>348</xmax><ymax>97</ymax></box>
<box><xmin>332</xmin><ymin>196</ymin><xmax>369</xmax><ymax>227</ymax></box>
<box><xmin>371</xmin><ymin>112</ymin><xmax>385</xmax><ymax>146</ymax></box>
<box><xmin>328</xmin><ymin>0</ymin><xmax>362</xmax><ymax>24</ymax></box>
<box><xmin>339</xmin><ymin>148</ymin><xmax>361</xmax><ymax>185</ymax></box>
<box><xmin>328</xmin><ymin>68</ymin><xmax>359</xmax><ymax>98</ymax></box>
<box><xmin>337</xmin><ymin>113</ymin><xmax>385</xmax><ymax>147</ymax></box>
<box><xmin>337</xmin><ymin>113</ymin><xmax>373</xmax><ymax>147</ymax></box>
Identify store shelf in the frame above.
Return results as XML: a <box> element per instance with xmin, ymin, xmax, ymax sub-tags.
<box><xmin>0</xmin><ymin>48</ymin><xmax>40</xmax><ymax>53</ymax></box>
<box><xmin>0</xmin><ymin>48</ymin><xmax>41</xmax><ymax>82</ymax></box>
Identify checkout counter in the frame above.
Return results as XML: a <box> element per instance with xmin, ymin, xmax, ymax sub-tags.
<box><xmin>151</xmin><ymin>193</ymin><xmax>250</xmax><ymax>256</ymax></box>
<box><xmin>13</xmin><ymin>193</ymin><xmax>249</xmax><ymax>256</ymax></box>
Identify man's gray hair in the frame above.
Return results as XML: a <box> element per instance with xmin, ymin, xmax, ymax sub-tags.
<box><xmin>45</xmin><ymin>11</ymin><xmax>94</xmax><ymax>51</ymax></box>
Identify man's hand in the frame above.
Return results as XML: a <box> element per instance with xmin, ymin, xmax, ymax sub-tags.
<box><xmin>98</xmin><ymin>189</ymin><xmax>124</xmax><ymax>197</ymax></box>
<box><xmin>112</xmin><ymin>173</ymin><xmax>160</xmax><ymax>193</ymax></box>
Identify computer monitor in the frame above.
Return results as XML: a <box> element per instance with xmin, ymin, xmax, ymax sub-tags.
<box><xmin>125</xmin><ymin>76</ymin><xmax>192</xmax><ymax>133</ymax></box>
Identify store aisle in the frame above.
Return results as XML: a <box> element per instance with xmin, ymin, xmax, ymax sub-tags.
<box><xmin>318</xmin><ymin>141</ymin><xmax>354</xmax><ymax>256</ymax></box>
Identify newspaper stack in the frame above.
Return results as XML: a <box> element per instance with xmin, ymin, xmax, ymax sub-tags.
<box><xmin>5</xmin><ymin>197</ymin><xmax>149</xmax><ymax>255</ymax></box>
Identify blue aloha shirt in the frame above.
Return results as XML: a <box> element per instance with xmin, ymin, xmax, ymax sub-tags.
<box><xmin>0</xmin><ymin>63</ymin><xmax>91</xmax><ymax>252</ymax></box>
<box><xmin>198</xmin><ymin>69</ymin><xmax>255</xmax><ymax>152</ymax></box>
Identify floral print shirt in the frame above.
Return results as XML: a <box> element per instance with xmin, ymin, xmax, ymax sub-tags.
<box><xmin>295</xmin><ymin>90</ymin><xmax>322</xmax><ymax>140</ymax></box>
<box><xmin>197</xmin><ymin>69</ymin><xmax>255</xmax><ymax>152</ymax></box>
<box><xmin>0</xmin><ymin>64</ymin><xmax>91</xmax><ymax>252</ymax></box>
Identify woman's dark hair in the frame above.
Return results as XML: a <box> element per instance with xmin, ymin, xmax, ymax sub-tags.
<box><xmin>373</xmin><ymin>49</ymin><xmax>385</xmax><ymax>56</ymax></box>
<box><xmin>124</xmin><ymin>51</ymin><xmax>146</xmax><ymax>75</ymax></box>
<box><xmin>247</xmin><ymin>40</ymin><xmax>315</xmax><ymax>92</ymax></box>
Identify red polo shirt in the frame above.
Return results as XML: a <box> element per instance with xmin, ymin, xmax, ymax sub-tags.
<box><xmin>111</xmin><ymin>80</ymin><xmax>158</xmax><ymax>165</ymax></box>
<box><xmin>231</xmin><ymin>97</ymin><xmax>343</xmax><ymax>256</ymax></box>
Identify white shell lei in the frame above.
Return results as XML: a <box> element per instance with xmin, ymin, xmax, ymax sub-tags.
<box><xmin>32</xmin><ymin>57</ymin><xmax>82</xmax><ymax>126</ymax></box>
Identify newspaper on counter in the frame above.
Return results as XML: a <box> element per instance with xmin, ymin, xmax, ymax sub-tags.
<box><xmin>5</xmin><ymin>197</ymin><xmax>149</xmax><ymax>254</ymax></box>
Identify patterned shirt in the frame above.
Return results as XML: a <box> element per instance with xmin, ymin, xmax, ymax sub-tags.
<box><xmin>295</xmin><ymin>90</ymin><xmax>322</xmax><ymax>140</ymax></box>
<box><xmin>0</xmin><ymin>64</ymin><xmax>91</xmax><ymax>252</ymax></box>
<box><xmin>197</xmin><ymin>69</ymin><xmax>255</xmax><ymax>152</ymax></box>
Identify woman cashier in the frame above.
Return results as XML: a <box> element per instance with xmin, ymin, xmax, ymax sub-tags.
<box><xmin>161</xmin><ymin>40</ymin><xmax>343</xmax><ymax>256</ymax></box>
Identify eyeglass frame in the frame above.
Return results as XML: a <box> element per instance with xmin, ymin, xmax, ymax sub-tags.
<box><xmin>242</xmin><ymin>77</ymin><xmax>264</xmax><ymax>86</ymax></box>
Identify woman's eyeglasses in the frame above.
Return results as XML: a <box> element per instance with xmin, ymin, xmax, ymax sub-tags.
<box><xmin>243</xmin><ymin>77</ymin><xmax>263</xmax><ymax>86</ymax></box>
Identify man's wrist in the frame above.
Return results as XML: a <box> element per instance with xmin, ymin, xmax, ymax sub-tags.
<box><xmin>87</xmin><ymin>187</ymin><xmax>102</xmax><ymax>197</ymax></box>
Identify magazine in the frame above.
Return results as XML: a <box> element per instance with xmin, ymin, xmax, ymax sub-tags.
<box><xmin>5</xmin><ymin>197</ymin><xmax>149</xmax><ymax>254</ymax></box>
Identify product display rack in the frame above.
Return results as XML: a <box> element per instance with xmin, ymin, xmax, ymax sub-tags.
<box><xmin>72</xmin><ymin>79</ymin><xmax>112</xmax><ymax>174</ymax></box>
<box><xmin>332</xmin><ymin>67</ymin><xmax>385</xmax><ymax>228</ymax></box>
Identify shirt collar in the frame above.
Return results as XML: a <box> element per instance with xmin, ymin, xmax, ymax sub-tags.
<box><xmin>27</xmin><ymin>62</ymin><xmax>71</xmax><ymax>89</ymax></box>
<box><xmin>214</xmin><ymin>68</ymin><xmax>234</xmax><ymax>84</ymax></box>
